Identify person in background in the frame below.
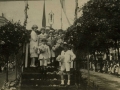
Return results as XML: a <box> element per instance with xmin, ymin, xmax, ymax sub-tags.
<box><xmin>30</xmin><ymin>25</ymin><xmax>38</xmax><ymax>67</ymax></box>
<box><xmin>57</xmin><ymin>42</ymin><xmax>76</xmax><ymax>86</ymax></box>
<box><xmin>58</xmin><ymin>29</ymin><xmax>63</xmax><ymax>37</ymax></box>
<box><xmin>38</xmin><ymin>27</ymin><xmax>47</xmax><ymax>46</ymax></box>
<box><xmin>53</xmin><ymin>40</ymin><xmax>64</xmax><ymax>68</ymax></box>
<box><xmin>47</xmin><ymin>30</ymin><xmax>56</xmax><ymax>66</ymax></box>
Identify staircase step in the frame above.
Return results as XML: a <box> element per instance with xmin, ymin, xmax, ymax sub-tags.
<box><xmin>21</xmin><ymin>73</ymin><xmax>75</xmax><ymax>80</ymax></box>
<box><xmin>19</xmin><ymin>86</ymin><xmax>77</xmax><ymax>90</ymax></box>
<box><xmin>21</xmin><ymin>80</ymin><xmax>75</xmax><ymax>86</ymax></box>
<box><xmin>23</xmin><ymin>67</ymin><xmax>58</xmax><ymax>73</ymax></box>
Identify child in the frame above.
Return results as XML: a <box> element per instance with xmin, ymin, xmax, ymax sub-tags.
<box><xmin>47</xmin><ymin>30</ymin><xmax>56</xmax><ymax>65</ymax></box>
<box><xmin>57</xmin><ymin>42</ymin><xmax>76</xmax><ymax>85</ymax></box>
<box><xmin>38</xmin><ymin>39</ymin><xmax>51</xmax><ymax>68</ymax></box>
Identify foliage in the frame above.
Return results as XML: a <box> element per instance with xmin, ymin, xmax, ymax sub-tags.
<box><xmin>65</xmin><ymin>0</ymin><xmax>120</xmax><ymax>54</ymax></box>
<box><xmin>0</xmin><ymin>21</ymin><xmax>30</xmax><ymax>56</ymax></box>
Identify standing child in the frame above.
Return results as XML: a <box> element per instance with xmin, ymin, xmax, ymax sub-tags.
<box><xmin>38</xmin><ymin>39</ymin><xmax>51</xmax><ymax>78</ymax></box>
<box><xmin>57</xmin><ymin>42</ymin><xmax>76</xmax><ymax>86</ymax></box>
<box><xmin>47</xmin><ymin>30</ymin><xmax>56</xmax><ymax>65</ymax></box>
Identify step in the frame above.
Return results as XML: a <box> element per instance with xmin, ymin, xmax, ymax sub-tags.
<box><xmin>19</xmin><ymin>86</ymin><xmax>77</xmax><ymax>90</ymax></box>
<box><xmin>21</xmin><ymin>73</ymin><xmax>75</xmax><ymax>80</ymax></box>
<box><xmin>23</xmin><ymin>67</ymin><xmax>58</xmax><ymax>73</ymax></box>
<box><xmin>21</xmin><ymin>80</ymin><xmax>75</xmax><ymax>86</ymax></box>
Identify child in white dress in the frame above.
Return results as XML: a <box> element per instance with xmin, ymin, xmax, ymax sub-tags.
<box><xmin>38</xmin><ymin>39</ymin><xmax>51</xmax><ymax>69</ymax></box>
<box><xmin>57</xmin><ymin>42</ymin><xmax>76</xmax><ymax>85</ymax></box>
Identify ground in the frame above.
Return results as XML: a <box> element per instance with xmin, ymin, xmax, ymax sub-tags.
<box><xmin>0</xmin><ymin>71</ymin><xmax>16</xmax><ymax>88</ymax></box>
<box><xmin>1</xmin><ymin>69</ymin><xmax>120</xmax><ymax>90</ymax></box>
<box><xmin>81</xmin><ymin>69</ymin><xmax>120</xmax><ymax>90</ymax></box>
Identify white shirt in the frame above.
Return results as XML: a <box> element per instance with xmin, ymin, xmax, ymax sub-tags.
<box><xmin>61</xmin><ymin>50</ymin><xmax>76</xmax><ymax>63</ymax></box>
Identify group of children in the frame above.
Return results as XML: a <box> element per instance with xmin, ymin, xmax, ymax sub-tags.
<box><xmin>90</xmin><ymin>60</ymin><xmax>120</xmax><ymax>75</ymax></box>
<box><xmin>30</xmin><ymin>25</ymin><xmax>76</xmax><ymax>85</ymax></box>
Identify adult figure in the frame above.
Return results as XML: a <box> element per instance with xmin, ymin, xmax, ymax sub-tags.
<box><xmin>38</xmin><ymin>27</ymin><xmax>47</xmax><ymax>46</ymax></box>
<box><xmin>58</xmin><ymin>29</ymin><xmax>63</xmax><ymax>36</ymax></box>
<box><xmin>56</xmin><ymin>29</ymin><xmax>64</xmax><ymax>44</ymax></box>
<box><xmin>54</xmin><ymin>30</ymin><xmax>59</xmax><ymax>39</ymax></box>
<box><xmin>30</xmin><ymin>25</ymin><xmax>38</xmax><ymax>67</ymax></box>
<box><xmin>97</xmin><ymin>52</ymin><xmax>103</xmax><ymax>72</ymax></box>
<box><xmin>53</xmin><ymin>41</ymin><xmax>64</xmax><ymax>68</ymax></box>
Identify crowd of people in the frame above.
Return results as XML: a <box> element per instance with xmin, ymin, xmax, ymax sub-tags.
<box><xmin>0</xmin><ymin>61</ymin><xmax>15</xmax><ymax>73</ymax></box>
<box><xmin>29</xmin><ymin>25</ymin><xmax>76</xmax><ymax>85</ymax></box>
<box><xmin>82</xmin><ymin>53</ymin><xmax>120</xmax><ymax>76</ymax></box>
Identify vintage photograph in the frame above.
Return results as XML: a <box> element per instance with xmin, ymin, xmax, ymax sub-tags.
<box><xmin>0</xmin><ymin>0</ymin><xmax>120</xmax><ymax>90</ymax></box>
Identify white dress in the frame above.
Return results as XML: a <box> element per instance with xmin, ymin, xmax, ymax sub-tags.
<box><xmin>30</xmin><ymin>30</ymin><xmax>38</xmax><ymax>58</ymax></box>
<box><xmin>38</xmin><ymin>44</ymin><xmax>51</xmax><ymax>66</ymax></box>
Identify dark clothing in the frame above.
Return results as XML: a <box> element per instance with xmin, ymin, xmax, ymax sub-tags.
<box><xmin>54</xmin><ymin>46</ymin><xmax>63</xmax><ymax>68</ymax></box>
<box><xmin>55</xmin><ymin>46</ymin><xmax>63</xmax><ymax>57</ymax></box>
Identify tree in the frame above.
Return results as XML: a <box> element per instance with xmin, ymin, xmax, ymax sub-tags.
<box><xmin>65</xmin><ymin>0</ymin><xmax>120</xmax><ymax>64</ymax></box>
<box><xmin>0</xmin><ymin>21</ymin><xmax>29</xmax><ymax>82</ymax></box>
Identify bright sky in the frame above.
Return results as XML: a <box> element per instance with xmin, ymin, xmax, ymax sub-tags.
<box><xmin>0</xmin><ymin>0</ymin><xmax>89</xmax><ymax>30</ymax></box>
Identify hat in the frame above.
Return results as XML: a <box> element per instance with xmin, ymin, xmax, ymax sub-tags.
<box><xmin>63</xmin><ymin>42</ymin><xmax>67</xmax><ymax>45</ymax></box>
<box><xmin>49</xmin><ymin>30</ymin><xmax>54</xmax><ymax>33</ymax></box>
<box><xmin>32</xmin><ymin>25</ymin><xmax>38</xmax><ymax>29</ymax></box>
<box><xmin>58</xmin><ymin>29</ymin><xmax>63</xmax><ymax>33</ymax></box>
<box><xmin>40</xmin><ymin>27</ymin><xmax>45</xmax><ymax>32</ymax></box>
<box><xmin>63</xmin><ymin>42</ymin><xmax>68</xmax><ymax>47</ymax></box>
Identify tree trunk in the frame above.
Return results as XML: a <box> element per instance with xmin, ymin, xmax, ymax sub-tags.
<box><xmin>87</xmin><ymin>53</ymin><xmax>90</xmax><ymax>90</ymax></box>
<box><xmin>106</xmin><ymin>48</ymin><xmax>109</xmax><ymax>60</ymax></box>
<box><xmin>117</xmin><ymin>46</ymin><xmax>120</xmax><ymax>64</ymax></box>
<box><xmin>6</xmin><ymin>55</ymin><xmax>9</xmax><ymax>82</ymax></box>
<box><xmin>15</xmin><ymin>54</ymin><xmax>17</xmax><ymax>80</ymax></box>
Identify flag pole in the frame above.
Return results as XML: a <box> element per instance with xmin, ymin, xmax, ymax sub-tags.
<box><xmin>61</xmin><ymin>4</ymin><xmax>62</xmax><ymax>29</ymax></box>
<box><xmin>24</xmin><ymin>0</ymin><xmax>29</xmax><ymax>68</ymax></box>
<box><xmin>75</xmin><ymin>0</ymin><xmax>78</xmax><ymax>21</ymax></box>
<box><xmin>42</xmin><ymin>0</ymin><xmax>46</xmax><ymax>28</ymax></box>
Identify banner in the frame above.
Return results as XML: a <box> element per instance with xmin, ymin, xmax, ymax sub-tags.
<box><xmin>42</xmin><ymin>0</ymin><xmax>46</xmax><ymax>27</ymax></box>
<box><xmin>60</xmin><ymin>0</ymin><xmax>66</xmax><ymax>13</ymax></box>
<box><xmin>60</xmin><ymin>0</ymin><xmax>71</xmax><ymax>26</ymax></box>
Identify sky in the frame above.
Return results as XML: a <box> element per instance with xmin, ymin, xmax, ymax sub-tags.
<box><xmin>0</xmin><ymin>0</ymin><xmax>89</xmax><ymax>30</ymax></box>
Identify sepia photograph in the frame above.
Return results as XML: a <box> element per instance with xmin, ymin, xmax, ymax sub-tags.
<box><xmin>0</xmin><ymin>0</ymin><xmax>120</xmax><ymax>90</ymax></box>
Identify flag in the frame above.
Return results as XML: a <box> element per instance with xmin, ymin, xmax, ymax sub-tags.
<box><xmin>60</xmin><ymin>0</ymin><xmax>71</xmax><ymax>26</ymax></box>
<box><xmin>42</xmin><ymin>0</ymin><xmax>46</xmax><ymax>27</ymax></box>
<box><xmin>60</xmin><ymin>0</ymin><xmax>66</xmax><ymax>13</ymax></box>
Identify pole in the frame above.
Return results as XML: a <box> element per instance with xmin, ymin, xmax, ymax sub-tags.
<box><xmin>24</xmin><ymin>0</ymin><xmax>28</xmax><ymax>27</ymax></box>
<box><xmin>15</xmin><ymin>54</ymin><xmax>17</xmax><ymax>80</ymax></box>
<box><xmin>87</xmin><ymin>54</ymin><xmax>90</xmax><ymax>90</ymax></box>
<box><xmin>24</xmin><ymin>0</ymin><xmax>29</xmax><ymax>68</ymax></box>
<box><xmin>74</xmin><ymin>0</ymin><xmax>78</xmax><ymax>70</ymax></box>
<box><xmin>25</xmin><ymin>43</ymin><xmax>28</xmax><ymax>68</ymax></box>
<box><xmin>6</xmin><ymin>57</ymin><xmax>8</xmax><ymax>82</ymax></box>
<box><xmin>75</xmin><ymin>0</ymin><xmax>78</xmax><ymax>21</ymax></box>
<box><xmin>61</xmin><ymin>5</ymin><xmax>62</xmax><ymax>29</ymax></box>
